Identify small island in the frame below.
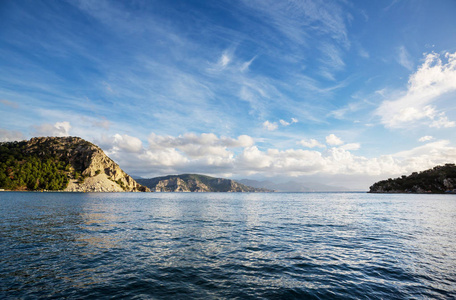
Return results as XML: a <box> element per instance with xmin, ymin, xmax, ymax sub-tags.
<box><xmin>369</xmin><ymin>164</ymin><xmax>456</xmax><ymax>194</ymax></box>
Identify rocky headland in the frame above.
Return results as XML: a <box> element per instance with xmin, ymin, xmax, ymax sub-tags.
<box><xmin>136</xmin><ymin>174</ymin><xmax>273</xmax><ymax>192</ymax></box>
<box><xmin>369</xmin><ymin>164</ymin><xmax>456</xmax><ymax>193</ymax></box>
<box><xmin>0</xmin><ymin>136</ymin><xmax>149</xmax><ymax>192</ymax></box>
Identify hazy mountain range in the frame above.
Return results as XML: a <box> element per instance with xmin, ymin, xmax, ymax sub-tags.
<box><xmin>237</xmin><ymin>179</ymin><xmax>349</xmax><ymax>192</ymax></box>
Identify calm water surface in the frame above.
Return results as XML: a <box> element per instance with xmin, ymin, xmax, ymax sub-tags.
<box><xmin>1</xmin><ymin>192</ymin><xmax>455</xmax><ymax>299</ymax></box>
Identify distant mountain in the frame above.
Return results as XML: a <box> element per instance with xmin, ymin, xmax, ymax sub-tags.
<box><xmin>237</xmin><ymin>179</ymin><xmax>348</xmax><ymax>192</ymax></box>
<box><xmin>136</xmin><ymin>174</ymin><xmax>272</xmax><ymax>192</ymax></box>
<box><xmin>369</xmin><ymin>164</ymin><xmax>456</xmax><ymax>193</ymax></box>
<box><xmin>0</xmin><ymin>137</ymin><xmax>149</xmax><ymax>192</ymax></box>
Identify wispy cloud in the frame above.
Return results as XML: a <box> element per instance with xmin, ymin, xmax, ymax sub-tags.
<box><xmin>397</xmin><ymin>46</ymin><xmax>414</xmax><ymax>70</ymax></box>
<box><xmin>318</xmin><ymin>43</ymin><xmax>346</xmax><ymax>80</ymax></box>
<box><xmin>0</xmin><ymin>99</ymin><xmax>19</xmax><ymax>109</ymax></box>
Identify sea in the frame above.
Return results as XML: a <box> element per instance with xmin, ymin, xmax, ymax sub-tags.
<box><xmin>1</xmin><ymin>192</ymin><xmax>455</xmax><ymax>299</ymax></box>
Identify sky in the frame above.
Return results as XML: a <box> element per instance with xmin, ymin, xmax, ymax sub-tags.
<box><xmin>1</xmin><ymin>0</ymin><xmax>456</xmax><ymax>190</ymax></box>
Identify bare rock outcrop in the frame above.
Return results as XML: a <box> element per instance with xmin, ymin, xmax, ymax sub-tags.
<box><xmin>137</xmin><ymin>174</ymin><xmax>272</xmax><ymax>192</ymax></box>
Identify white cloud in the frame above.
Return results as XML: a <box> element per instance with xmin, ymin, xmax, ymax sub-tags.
<box><xmin>326</xmin><ymin>134</ymin><xmax>343</xmax><ymax>146</ymax></box>
<box><xmin>263</xmin><ymin>120</ymin><xmax>278</xmax><ymax>131</ymax></box>
<box><xmin>221</xmin><ymin>135</ymin><xmax>255</xmax><ymax>148</ymax></box>
<box><xmin>418</xmin><ymin>136</ymin><xmax>433</xmax><ymax>142</ymax></box>
<box><xmin>298</xmin><ymin>138</ymin><xmax>325</xmax><ymax>148</ymax></box>
<box><xmin>319</xmin><ymin>43</ymin><xmax>345</xmax><ymax>80</ymax></box>
<box><xmin>32</xmin><ymin>121</ymin><xmax>71</xmax><ymax>137</ymax></box>
<box><xmin>94</xmin><ymin>131</ymin><xmax>456</xmax><ymax>189</ymax></box>
<box><xmin>279</xmin><ymin>119</ymin><xmax>290</xmax><ymax>126</ymax></box>
<box><xmin>279</xmin><ymin>118</ymin><xmax>298</xmax><ymax>126</ymax></box>
<box><xmin>112</xmin><ymin>134</ymin><xmax>143</xmax><ymax>153</ymax></box>
<box><xmin>376</xmin><ymin>51</ymin><xmax>456</xmax><ymax>128</ymax></box>
<box><xmin>430</xmin><ymin>114</ymin><xmax>455</xmax><ymax>128</ymax></box>
<box><xmin>210</xmin><ymin>50</ymin><xmax>233</xmax><ymax>71</ymax></box>
<box><xmin>397</xmin><ymin>46</ymin><xmax>413</xmax><ymax>70</ymax></box>
<box><xmin>220</xmin><ymin>53</ymin><xmax>231</xmax><ymax>67</ymax></box>
<box><xmin>240</xmin><ymin>56</ymin><xmax>256</xmax><ymax>72</ymax></box>
<box><xmin>340</xmin><ymin>143</ymin><xmax>361</xmax><ymax>151</ymax></box>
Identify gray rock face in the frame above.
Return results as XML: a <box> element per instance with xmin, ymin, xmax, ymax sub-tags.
<box><xmin>137</xmin><ymin>174</ymin><xmax>272</xmax><ymax>192</ymax></box>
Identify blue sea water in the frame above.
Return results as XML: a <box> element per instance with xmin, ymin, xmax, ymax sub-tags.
<box><xmin>0</xmin><ymin>192</ymin><xmax>455</xmax><ymax>299</ymax></box>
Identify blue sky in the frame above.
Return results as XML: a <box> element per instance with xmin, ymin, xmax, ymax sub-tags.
<box><xmin>1</xmin><ymin>0</ymin><xmax>456</xmax><ymax>189</ymax></box>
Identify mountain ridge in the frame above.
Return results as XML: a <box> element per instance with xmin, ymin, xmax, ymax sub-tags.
<box><xmin>136</xmin><ymin>174</ymin><xmax>272</xmax><ymax>192</ymax></box>
<box><xmin>238</xmin><ymin>179</ymin><xmax>349</xmax><ymax>192</ymax></box>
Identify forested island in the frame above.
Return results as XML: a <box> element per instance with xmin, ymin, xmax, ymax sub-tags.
<box><xmin>369</xmin><ymin>164</ymin><xmax>456</xmax><ymax>193</ymax></box>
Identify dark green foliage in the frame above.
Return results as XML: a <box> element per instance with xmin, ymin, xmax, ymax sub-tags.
<box><xmin>116</xmin><ymin>179</ymin><xmax>126</xmax><ymax>190</ymax></box>
<box><xmin>0</xmin><ymin>141</ymin><xmax>70</xmax><ymax>191</ymax></box>
<box><xmin>369</xmin><ymin>164</ymin><xmax>456</xmax><ymax>193</ymax></box>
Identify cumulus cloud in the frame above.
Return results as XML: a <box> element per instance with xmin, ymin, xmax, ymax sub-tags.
<box><xmin>430</xmin><ymin>114</ymin><xmax>455</xmax><ymax>128</ymax></box>
<box><xmin>95</xmin><ymin>131</ymin><xmax>456</xmax><ymax>189</ymax></box>
<box><xmin>339</xmin><ymin>143</ymin><xmax>361</xmax><ymax>151</ymax></box>
<box><xmin>418</xmin><ymin>135</ymin><xmax>433</xmax><ymax>142</ymax></box>
<box><xmin>376</xmin><ymin>51</ymin><xmax>456</xmax><ymax>128</ymax></box>
<box><xmin>113</xmin><ymin>134</ymin><xmax>143</xmax><ymax>153</ymax></box>
<box><xmin>263</xmin><ymin>120</ymin><xmax>278</xmax><ymax>131</ymax></box>
<box><xmin>298</xmin><ymin>138</ymin><xmax>325</xmax><ymax>148</ymax></box>
<box><xmin>326</xmin><ymin>134</ymin><xmax>343</xmax><ymax>146</ymax></box>
<box><xmin>32</xmin><ymin>121</ymin><xmax>71</xmax><ymax>137</ymax></box>
<box><xmin>234</xmin><ymin>140</ymin><xmax>456</xmax><ymax>178</ymax></box>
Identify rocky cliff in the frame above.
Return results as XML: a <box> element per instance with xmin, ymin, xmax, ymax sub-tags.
<box><xmin>0</xmin><ymin>136</ymin><xmax>149</xmax><ymax>192</ymax></box>
<box><xmin>136</xmin><ymin>174</ymin><xmax>272</xmax><ymax>192</ymax></box>
<box><xmin>369</xmin><ymin>164</ymin><xmax>456</xmax><ymax>193</ymax></box>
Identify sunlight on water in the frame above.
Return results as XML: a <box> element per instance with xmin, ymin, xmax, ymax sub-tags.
<box><xmin>1</xmin><ymin>192</ymin><xmax>455</xmax><ymax>299</ymax></box>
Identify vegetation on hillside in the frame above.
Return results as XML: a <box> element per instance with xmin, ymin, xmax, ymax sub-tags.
<box><xmin>369</xmin><ymin>164</ymin><xmax>456</xmax><ymax>193</ymax></box>
<box><xmin>0</xmin><ymin>141</ymin><xmax>71</xmax><ymax>190</ymax></box>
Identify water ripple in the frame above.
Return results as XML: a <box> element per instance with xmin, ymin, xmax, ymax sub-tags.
<box><xmin>1</xmin><ymin>192</ymin><xmax>455</xmax><ymax>299</ymax></box>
